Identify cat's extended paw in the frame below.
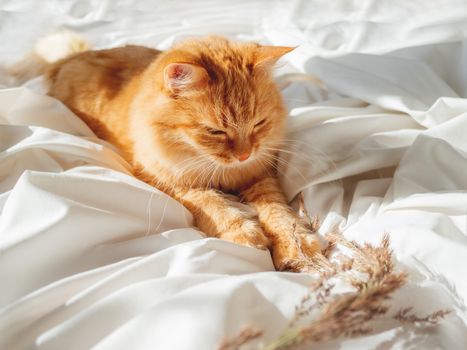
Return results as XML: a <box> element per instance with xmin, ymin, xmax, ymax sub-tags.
<box><xmin>221</xmin><ymin>219</ymin><xmax>270</xmax><ymax>250</ymax></box>
<box><xmin>294</xmin><ymin>221</ymin><xmax>322</xmax><ymax>258</ymax></box>
<box><xmin>298</xmin><ymin>233</ymin><xmax>322</xmax><ymax>258</ymax></box>
<box><xmin>270</xmin><ymin>219</ymin><xmax>323</xmax><ymax>272</ymax></box>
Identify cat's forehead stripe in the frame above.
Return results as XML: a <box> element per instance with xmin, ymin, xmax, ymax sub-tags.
<box><xmin>220</xmin><ymin>112</ymin><xmax>228</xmax><ymax>128</ymax></box>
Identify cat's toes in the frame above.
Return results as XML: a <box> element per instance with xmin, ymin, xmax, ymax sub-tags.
<box><xmin>298</xmin><ymin>232</ymin><xmax>322</xmax><ymax>258</ymax></box>
<box><xmin>271</xmin><ymin>249</ymin><xmax>308</xmax><ymax>272</ymax></box>
<box><xmin>293</xmin><ymin>219</ymin><xmax>322</xmax><ymax>258</ymax></box>
<box><xmin>222</xmin><ymin>220</ymin><xmax>269</xmax><ymax>250</ymax></box>
<box><xmin>274</xmin><ymin>257</ymin><xmax>306</xmax><ymax>272</ymax></box>
<box><xmin>273</xmin><ymin>254</ymin><xmax>322</xmax><ymax>273</ymax></box>
<box><xmin>270</xmin><ymin>222</ymin><xmax>323</xmax><ymax>272</ymax></box>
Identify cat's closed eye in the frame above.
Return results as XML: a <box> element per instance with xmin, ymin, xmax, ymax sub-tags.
<box><xmin>206</xmin><ymin>127</ymin><xmax>226</xmax><ymax>135</ymax></box>
<box><xmin>254</xmin><ymin>119</ymin><xmax>266</xmax><ymax>128</ymax></box>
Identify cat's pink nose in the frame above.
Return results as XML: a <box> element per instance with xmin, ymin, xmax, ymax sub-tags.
<box><xmin>237</xmin><ymin>152</ymin><xmax>251</xmax><ymax>162</ymax></box>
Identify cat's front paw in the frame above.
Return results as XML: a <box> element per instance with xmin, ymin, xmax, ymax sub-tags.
<box><xmin>222</xmin><ymin>219</ymin><xmax>270</xmax><ymax>250</ymax></box>
<box><xmin>293</xmin><ymin>219</ymin><xmax>322</xmax><ymax>258</ymax></box>
<box><xmin>270</xmin><ymin>218</ymin><xmax>323</xmax><ymax>272</ymax></box>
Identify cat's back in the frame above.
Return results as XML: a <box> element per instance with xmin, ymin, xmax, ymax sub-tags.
<box><xmin>45</xmin><ymin>45</ymin><xmax>160</xmax><ymax>157</ymax></box>
<box><xmin>47</xmin><ymin>45</ymin><xmax>159</xmax><ymax>112</ymax></box>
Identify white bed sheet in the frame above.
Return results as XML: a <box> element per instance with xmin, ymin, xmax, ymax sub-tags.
<box><xmin>1</xmin><ymin>1</ymin><xmax>467</xmax><ymax>349</ymax></box>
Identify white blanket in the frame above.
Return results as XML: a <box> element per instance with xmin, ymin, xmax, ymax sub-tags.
<box><xmin>2</xmin><ymin>1</ymin><xmax>467</xmax><ymax>349</ymax></box>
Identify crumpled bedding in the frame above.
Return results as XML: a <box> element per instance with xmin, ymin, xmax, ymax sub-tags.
<box><xmin>1</xmin><ymin>0</ymin><xmax>467</xmax><ymax>349</ymax></box>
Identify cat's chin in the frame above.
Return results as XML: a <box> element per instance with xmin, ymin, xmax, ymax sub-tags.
<box><xmin>215</xmin><ymin>158</ymin><xmax>256</xmax><ymax>169</ymax></box>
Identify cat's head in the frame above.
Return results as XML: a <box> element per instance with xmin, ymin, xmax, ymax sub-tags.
<box><xmin>134</xmin><ymin>36</ymin><xmax>293</xmax><ymax>175</ymax></box>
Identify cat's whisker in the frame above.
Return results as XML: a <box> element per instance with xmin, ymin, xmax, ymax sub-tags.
<box><xmin>274</xmin><ymin>138</ymin><xmax>334</xmax><ymax>154</ymax></box>
<box><xmin>188</xmin><ymin>159</ymin><xmax>216</xmax><ymax>190</ymax></box>
<box><xmin>256</xmin><ymin>156</ymin><xmax>274</xmax><ymax>179</ymax></box>
<box><xmin>145</xmin><ymin>156</ymin><xmax>212</xmax><ymax>236</ymax></box>
<box><xmin>198</xmin><ymin>162</ymin><xmax>214</xmax><ymax>187</ymax></box>
<box><xmin>145</xmin><ymin>182</ymin><xmax>157</xmax><ymax>237</ymax></box>
<box><xmin>152</xmin><ymin>192</ymin><xmax>171</xmax><ymax>235</ymax></box>
<box><xmin>210</xmin><ymin>163</ymin><xmax>221</xmax><ymax>189</ymax></box>
<box><xmin>260</xmin><ymin>155</ymin><xmax>289</xmax><ymax>180</ymax></box>
<box><xmin>205</xmin><ymin>164</ymin><xmax>215</xmax><ymax>189</ymax></box>
<box><xmin>203</xmin><ymin>165</ymin><xmax>217</xmax><ymax>189</ymax></box>
<box><xmin>263</xmin><ymin>140</ymin><xmax>339</xmax><ymax>173</ymax></box>
<box><xmin>174</xmin><ymin>156</ymin><xmax>209</xmax><ymax>180</ymax></box>
<box><xmin>262</xmin><ymin>147</ymin><xmax>316</xmax><ymax>164</ymax></box>
<box><xmin>273</xmin><ymin>156</ymin><xmax>309</xmax><ymax>182</ymax></box>
<box><xmin>207</xmin><ymin>163</ymin><xmax>220</xmax><ymax>188</ymax></box>
<box><xmin>261</xmin><ymin>147</ymin><xmax>334</xmax><ymax>177</ymax></box>
<box><xmin>264</xmin><ymin>144</ymin><xmax>341</xmax><ymax>187</ymax></box>
<box><xmin>145</xmin><ymin>171</ymin><xmax>172</xmax><ymax>237</ymax></box>
<box><xmin>264</xmin><ymin>153</ymin><xmax>310</xmax><ymax>184</ymax></box>
<box><xmin>174</xmin><ymin>154</ymin><xmax>206</xmax><ymax>170</ymax></box>
<box><xmin>221</xmin><ymin>167</ymin><xmax>227</xmax><ymax>186</ymax></box>
<box><xmin>282</xmin><ymin>97</ymin><xmax>329</xmax><ymax>104</ymax></box>
<box><xmin>173</xmin><ymin>154</ymin><xmax>212</xmax><ymax>177</ymax></box>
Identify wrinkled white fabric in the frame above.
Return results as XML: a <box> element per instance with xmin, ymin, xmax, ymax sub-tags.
<box><xmin>2</xmin><ymin>1</ymin><xmax>467</xmax><ymax>349</ymax></box>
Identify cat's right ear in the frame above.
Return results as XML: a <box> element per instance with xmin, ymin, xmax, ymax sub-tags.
<box><xmin>163</xmin><ymin>63</ymin><xmax>209</xmax><ymax>94</ymax></box>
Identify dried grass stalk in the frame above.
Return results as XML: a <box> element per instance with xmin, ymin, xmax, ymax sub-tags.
<box><xmin>219</xmin><ymin>328</ymin><xmax>263</xmax><ymax>350</ymax></box>
<box><xmin>218</xmin><ymin>193</ymin><xmax>451</xmax><ymax>350</ymax></box>
<box><xmin>260</xmin><ymin>232</ymin><xmax>408</xmax><ymax>350</ymax></box>
<box><xmin>394</xmin><ymin>307</ymin><xmax>452</xmax><ymax>325</ymax></box>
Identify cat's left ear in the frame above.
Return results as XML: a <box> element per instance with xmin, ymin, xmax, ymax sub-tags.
<box><xmin>163</xmin><ymin>63</ymin><xmax>209</xmax><ymax>93</ymax></box>
<box><xmin>254</xmin><ymin>46</ymin><xmax>296</xmax><ymax>69</ymax></box>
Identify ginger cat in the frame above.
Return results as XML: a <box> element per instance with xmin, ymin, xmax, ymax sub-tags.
<box><xmin>14</xmin><ymin>32</ymin><xmax>321</xmax><ymax>271</ymax></box>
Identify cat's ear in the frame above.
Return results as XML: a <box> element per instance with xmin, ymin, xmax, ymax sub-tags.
<box><xmin>163</xmin><ymin>63</ymin><xmax>209</xmax><ymax>93</ymax></box>
<box><xmin>254</xmin><ymin>46</ymin><xmax>296</xmax><ymax>69</ymax></box>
